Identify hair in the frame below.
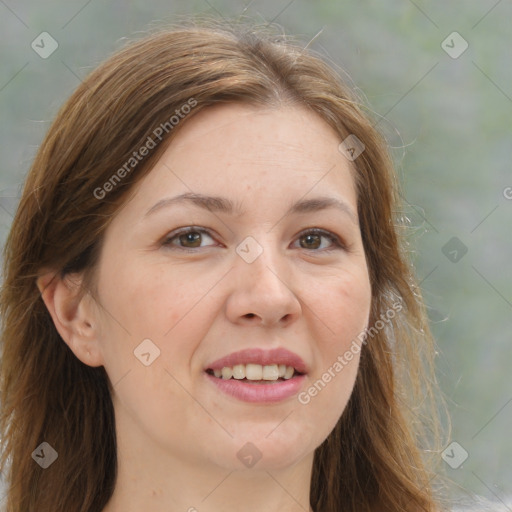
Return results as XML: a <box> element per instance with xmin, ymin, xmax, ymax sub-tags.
<box><xmin>0</xmin><ymin>16</ymin><xmax>449</xmax><ymax>512</ymax></box>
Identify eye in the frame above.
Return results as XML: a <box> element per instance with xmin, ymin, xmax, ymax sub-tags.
<box><xmin>162</xmin><ymin>227</ymin><xmax>217</xmax><ymax>251</ymax></box>
<box><xmin>162</xmin><ymin>226</ymin><xmax>346</xmax><ymax>253</ymax></box>
<box><xmin>293</xmin><ymin>228</ymin><xmax>346</xmax><ymax>253</ymax></box>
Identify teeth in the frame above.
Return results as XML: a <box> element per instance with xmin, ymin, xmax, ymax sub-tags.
<box><xmin>232</xmin><ymin>364</ymin><xmax>245</xmax><ymax>379</ymax></box>
<box><xmin>245</xmin><ymin>363</ymin><xmax>262</xmax><ymax>380</ymax></box>
<box><xmin>262</xmin><ymin>364</ymin><xmax>279</xmax><ymax>380</ymax></box>
<box><xmin>212</xmin><ymin>363</ymin><xmax>298</xmax><ymax>381</ymax></box>
<box><xmin>221</xmin><ymin>367</ymin><xmax>232</xmax><ymax>380</ymax></box>
<box><xmin>284</xmin><ymin>365</ymin><xmax>294</xmax><ymax>379</ymax></box>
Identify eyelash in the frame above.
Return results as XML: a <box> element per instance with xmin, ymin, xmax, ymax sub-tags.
<box><xmin>161</xmin><ymin>226</ymin><xmax>346</xmax><ymax>254</ymax></box>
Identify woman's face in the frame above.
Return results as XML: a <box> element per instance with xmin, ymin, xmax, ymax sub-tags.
<box><xmin>91</xmin><ymin>103</ymin><xmax>372</xmax><ymax>471</ymax></box>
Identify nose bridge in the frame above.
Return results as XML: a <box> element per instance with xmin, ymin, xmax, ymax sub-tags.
<box><xmin>235</xmin><ymin>232</ymin><xmax>287</xmax><ymax>290</ymax></box>
<box><xmin>228</xmin><ymin>232</ymin><xmax>300</xmax><ymax>324</ymax></box>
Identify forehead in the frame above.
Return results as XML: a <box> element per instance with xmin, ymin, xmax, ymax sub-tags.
<box><xmin>119</xmin><ymin>103</ymin><xmax>358</xmax><ymax>222</ymax></box>
<box><xmin>168</xmin><ymin>103</ymin><xmax>344</xmax><ymax>165</ymax></box>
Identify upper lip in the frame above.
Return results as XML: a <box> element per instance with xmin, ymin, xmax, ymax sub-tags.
<box><xmin>205</xmin><ymin>347</ymin><xmax>308</xmax><ymax>374</ymax></box>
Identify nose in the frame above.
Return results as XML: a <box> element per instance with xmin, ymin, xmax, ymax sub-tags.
<box><xmin>224</xmin><ymin>242</ymin><xmax>302</xmax><ymax>327</ymax></box>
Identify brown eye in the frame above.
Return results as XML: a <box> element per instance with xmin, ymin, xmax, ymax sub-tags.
<box><xmin>177</xmin><ymin>231</ymin><xmax>202</xmax><ymax>248</ymax></box>
<box><xmin>161</xmin><ymin>226</ymin><xmax>344</xmax><ymax>253</ymax></box>
<box><xmin>295</xmin><ymin>229</ymin><xmax>344</xmax><ymax>252</ymax></box>
<box><xmin>162</xmin><ymin>227</ymin><xmax>216</xmax><ymax>251</ymax></box>
<box><xmin>300</xmin><ymin>233</ymin><xmax>322</xmax><ymax>250</ymax></box>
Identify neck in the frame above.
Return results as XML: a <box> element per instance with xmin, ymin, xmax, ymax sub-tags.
<box><xmin>102</xmin><ymin>417</ymin><xmax>315</xmax><ymax>512</ymax></box>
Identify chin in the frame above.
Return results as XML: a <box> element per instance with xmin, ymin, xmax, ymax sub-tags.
<box><xmin>205</xmin><ymin>435</ymin><xmax>311</xmax><ymax>472</ymax></box>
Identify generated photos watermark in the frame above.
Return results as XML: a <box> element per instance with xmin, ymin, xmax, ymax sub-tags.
<box><xmin>298</xmin><ymin>300</ymin><xmax>403</xmax><ymax>405</ymax></box>
<box><xmin>93</xmin><ymin>98</ymin><xmax>197</xmax><ymax>200</ymax></box>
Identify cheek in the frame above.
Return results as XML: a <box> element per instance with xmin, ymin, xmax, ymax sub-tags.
<box><xmin>297</xmin><ymin>266</ymin><xmax>370</xmax><ymax>426</ymax></box>
<box><xmin>97</xmin><ymin>261</ymin><xmax>220</xmax><ymax>451</ymax></box>
<box><xmin>96</xmin><ymin>258</ymin><xmax>227</xmax><ymax>392</ymax></box>
<box><xmin>98</xmin><ymin>258</ymin><xmax>213</xmax><ymax>340</ymax></box>
<box><xmin>309</xmin><ymin>264</ymin><xmax>372</xmax><ymax>346</ymax></box>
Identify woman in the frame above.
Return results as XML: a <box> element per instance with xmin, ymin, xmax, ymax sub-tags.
<box><xmin>0</xmin><ymin>17</ymin><xmax>447</xmax><ymax>512</ymax></box>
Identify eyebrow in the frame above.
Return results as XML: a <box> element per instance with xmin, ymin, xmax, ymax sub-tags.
<box><xmin>144</xmin><ymin>192</ymin><xmax>357</xmax><ymax>223</ymax></box>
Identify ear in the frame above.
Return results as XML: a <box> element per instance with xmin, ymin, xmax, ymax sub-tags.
<box><xmin>37</xmin><ymin>270</ymin><xmax>104</xmax><ymax>367</ymax></box>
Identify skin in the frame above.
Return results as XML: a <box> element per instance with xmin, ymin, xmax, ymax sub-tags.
<box><xmin>38</xmin><ymin>103</ymin><xmax>372</xmax><ymax>512</ymax></box>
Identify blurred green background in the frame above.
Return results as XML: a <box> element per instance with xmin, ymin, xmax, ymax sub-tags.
<box><xmin>1</xmin><ymin>0</ymin><xmax>511</xmax><ymax>507</ymax></box>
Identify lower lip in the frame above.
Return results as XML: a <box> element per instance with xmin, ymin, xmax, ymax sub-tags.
<box><xmin>205</xmin><ymin>372</ymin><xmax>306</xmax><ymax>403</ymax></box>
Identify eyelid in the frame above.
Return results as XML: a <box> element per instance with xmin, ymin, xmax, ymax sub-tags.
<box><xmin>161</xmin><ymin>226</ymin><xmax>348</xmax><ymax>253</ymax></box>
<box><xmin>161</xmin><ymin>226</ymin><xmax>218</xmax><ymax>252</ymax></box>
<box><xmin>293</xmin><ymin>227</ymin><xmax>347</xmax><ymax>252</ymax></box>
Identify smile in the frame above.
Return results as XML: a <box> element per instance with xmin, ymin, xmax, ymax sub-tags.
<box><xmin>204</xmin><ymin>347</ymin><xmax>308</xmax><ymax>403</ymax></box>
<box><xmin>206</xmin><ymin>363</ymin><xmax>300</xmax><ymax>381</ymax></box>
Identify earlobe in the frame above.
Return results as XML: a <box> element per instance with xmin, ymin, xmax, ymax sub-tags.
<box><xmin>37</xmin><ymin>270</ymin><xmax>104</xmax><ymax>367</ymax></box>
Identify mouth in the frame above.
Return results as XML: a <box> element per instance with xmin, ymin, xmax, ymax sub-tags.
<box><xmin>205</xmin><ymin>363</ymin><xmax>305</xmax><ymax>384</ymax></box>
<box><xmin>204</xmin><ymin>347</ymin><xmax>308</xmax><ymax>402</ymax></box>
<box><xmin>204</xmin><ymin>362</ymin><xmax>307</xmax><ymax>403</ymax></box>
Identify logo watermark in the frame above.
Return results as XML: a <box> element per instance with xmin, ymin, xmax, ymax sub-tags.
<box><xmin>93</xmin><ymin>98</ymin><xmax>197</xmax><ymax>200</ymax></box>
<box><xmin>441</xmin><ymin>31</ymin><xmax>469</xmax><ymax>59</ymax></box>
<box><xmin>298</xmin><ymin>300</ymin><xmax>403</xmax><ymax>405</ymax></box>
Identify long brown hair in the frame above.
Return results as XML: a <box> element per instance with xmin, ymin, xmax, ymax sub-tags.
<box><xmin>0</xmin><ymin>16</ymin><xmax>447</xmax><ymax>512</ymax></box>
